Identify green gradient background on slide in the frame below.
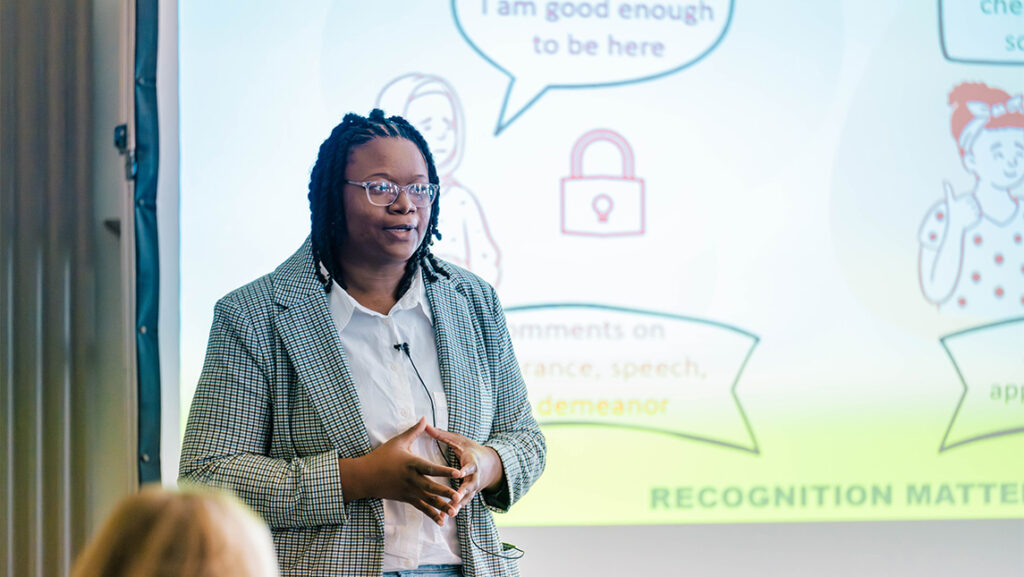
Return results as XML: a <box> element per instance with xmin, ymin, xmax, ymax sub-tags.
<box><xmin>497</xmin><ymin>310</ymin><xmax>1024</xmax><ymax>526</ymax></box>
<box><xmin>499</xmin><ymin>411</ymin><xmax>1024</xmax><ymax>526</ymax></box>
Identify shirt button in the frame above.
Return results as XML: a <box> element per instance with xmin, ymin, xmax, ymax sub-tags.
<box><xmin>400</xmin><ymin>409</ymin><xmax>410</xmax><ymax>418</ymax></box>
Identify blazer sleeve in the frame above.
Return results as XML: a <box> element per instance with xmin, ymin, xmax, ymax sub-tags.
<box><xmin>178</xmin><ymin>297</ymin><xmax>348</xmax><ymax>529</ymax></box>
<box><xmin>481</xmin><ymin>288</ymin><xmax>547</xmax><ymax>512</ymax></box>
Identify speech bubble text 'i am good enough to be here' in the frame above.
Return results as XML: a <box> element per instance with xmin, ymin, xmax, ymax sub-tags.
<box><xmin>451</xmin><ymin>0</ymin><xmax>734</xmax><ymax>134</ymax></box>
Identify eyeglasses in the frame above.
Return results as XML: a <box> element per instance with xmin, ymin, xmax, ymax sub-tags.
<box><xmin>345</xmin><ymin>180</ymin><xmax>439</xmax><ymax>208</ymax></box>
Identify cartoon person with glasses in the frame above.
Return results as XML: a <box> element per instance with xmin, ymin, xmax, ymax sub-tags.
<box><xmin>377</xmin><ymin>73</ymin><xmax>503</xmax><ymax>286</ymax></box>
<box><xmin>919</xmin><ymin>82</ymin><xmax>1024</xmax><ymax>315</ymax></box>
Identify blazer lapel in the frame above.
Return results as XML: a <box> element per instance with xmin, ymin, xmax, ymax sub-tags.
<box><xmin>424</xmin><ymin>270</ymin><xmax>485</xmax><ymax>443</ymax></box>
<box><xmin>272</xmin><ymin>239</ymin><xmax>371</xmax><ymax>459</ymax></box>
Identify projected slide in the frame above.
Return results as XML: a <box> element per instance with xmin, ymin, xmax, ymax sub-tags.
<box><xmin>179</xmin><ymin>1</ymin><xmax>1024</xmax><ymax>526</ymax></box>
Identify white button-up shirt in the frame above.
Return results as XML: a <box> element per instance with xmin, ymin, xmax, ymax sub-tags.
<box><xmin>326</xmin><ymin>273</ymin><xmax>461</xmax><ymax>571</ymax></box>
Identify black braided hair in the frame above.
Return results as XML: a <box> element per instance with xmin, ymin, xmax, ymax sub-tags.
<box><xmin>308</xmin><ymin>109</ymin><xmax>449</xmax><ymax>299</ymax></box>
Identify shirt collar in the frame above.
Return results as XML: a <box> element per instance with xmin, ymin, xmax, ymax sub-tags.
<box><xmin>326</xmin><ymin>266</ymin><xmax>432</xmax><ymax>333</ymax></box>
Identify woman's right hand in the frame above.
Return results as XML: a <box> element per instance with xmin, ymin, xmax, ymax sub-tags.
<box><xmin>338</xmin><ymin>417</ymin><xmax>462</xmax><ymax>526</ymax></box>
<box><xmin>943</xmin><ymin>181</ymin><xmax>982</xmax><ymax>230</ymax></box>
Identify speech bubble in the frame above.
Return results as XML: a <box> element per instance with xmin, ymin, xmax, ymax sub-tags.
<box><xmin>939</xmin><ymin>317</ymin><xmax>1024</xmax><ymax>451</ymax></box>
<box><xmin>939</xmin><ymin>0</ymin><xmax>1024</xmax><ymax>65</ymax></box>
<box><xmin>451</xmin><ymin>0</ymin><xmax>734</xmax><ymax>134</ymax></box>
<box><xmin>506</xmin><ymin>303</ymin><xmax>759</xmax><ymax>453</ymax></box>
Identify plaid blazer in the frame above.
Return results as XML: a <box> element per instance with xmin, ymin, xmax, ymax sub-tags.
<box><xmin>179</xmin><ymin>238</ymin><xmax>546</xmax><ymax>577</ymax></box>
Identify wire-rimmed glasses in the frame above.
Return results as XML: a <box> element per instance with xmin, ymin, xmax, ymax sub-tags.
<box><xmin>346</xmin><ymin>180</ymin><xmax>439</xmax><ymax>208</ymax></box>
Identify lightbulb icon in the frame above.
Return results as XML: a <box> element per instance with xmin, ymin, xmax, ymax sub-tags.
<box><xmin>592</xmin><ymin>194</ymin><xmax>614</xmax><ymax>223</ymax></box>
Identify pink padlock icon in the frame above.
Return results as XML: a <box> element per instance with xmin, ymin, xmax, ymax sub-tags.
<box><xmin>560</xmin><ymin>129</ymin><xmax>645</xmax><ymax>237</ymax></box>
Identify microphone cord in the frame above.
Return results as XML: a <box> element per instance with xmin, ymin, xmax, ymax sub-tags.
<box><xmin>393</xmin><ymin>342</ymin><xmax>525</xmax><ymax>561</ymax></box>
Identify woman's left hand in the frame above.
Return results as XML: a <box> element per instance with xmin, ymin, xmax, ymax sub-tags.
<box><xmin>425</xmin><ymin>425</ymin><xmax>505</xmax><ymax>515</ymax></box>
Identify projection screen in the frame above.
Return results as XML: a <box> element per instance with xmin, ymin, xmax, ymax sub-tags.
<box><xmin>175</xmin><ymin>1</ymin><xmax>1024</xmax><ymax>574</ymax></box>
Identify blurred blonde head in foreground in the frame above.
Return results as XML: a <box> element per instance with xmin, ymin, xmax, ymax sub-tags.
<box><xmin>71</xmin><ymin>486</ymin><xmax>279</xmax><ymax>577</ymax></box>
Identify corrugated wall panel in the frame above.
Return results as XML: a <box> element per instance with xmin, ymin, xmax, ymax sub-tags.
<box><xmin>0</xmin><ymin>0</ymin><xmax>137</xmax><ymax>575</ymax></box>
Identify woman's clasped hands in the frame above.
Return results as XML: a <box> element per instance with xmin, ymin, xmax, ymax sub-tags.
<box><xmin>338</xmin><ymin>417</ymin><xmax>504</xmax><ymax>527</ymax></box>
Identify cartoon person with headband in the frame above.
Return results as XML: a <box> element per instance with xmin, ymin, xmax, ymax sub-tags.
<box><xmin>377</xmin><ymin>73</ymin><xmax>503</xmax><ymax>286</ymax></box>
<box><xmin>918</xmin><ymin>82</ymin><xmax>1024</xmax><ymax>315</ymax></box>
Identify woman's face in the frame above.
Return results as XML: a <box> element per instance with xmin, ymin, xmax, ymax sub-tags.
<box><xmin>338</xmin><ymin>137</ymin><xmax>431</xmax><ymax>269</ymax></box>
<box><xmin>966</xmin><ymin>127</ymin><xmax>1024</xmax><ymax>189</ymax></box>
<box><xmin>405</xmin><ymin>92</ymin><xmax>457</xmax><ymax>172</ymax></box>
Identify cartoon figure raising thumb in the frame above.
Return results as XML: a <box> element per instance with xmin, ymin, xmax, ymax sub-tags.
<box><xmin>918</xmin><ymin>82</ymin><xmax>1024</xmax><ymax>316</ymax></box>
